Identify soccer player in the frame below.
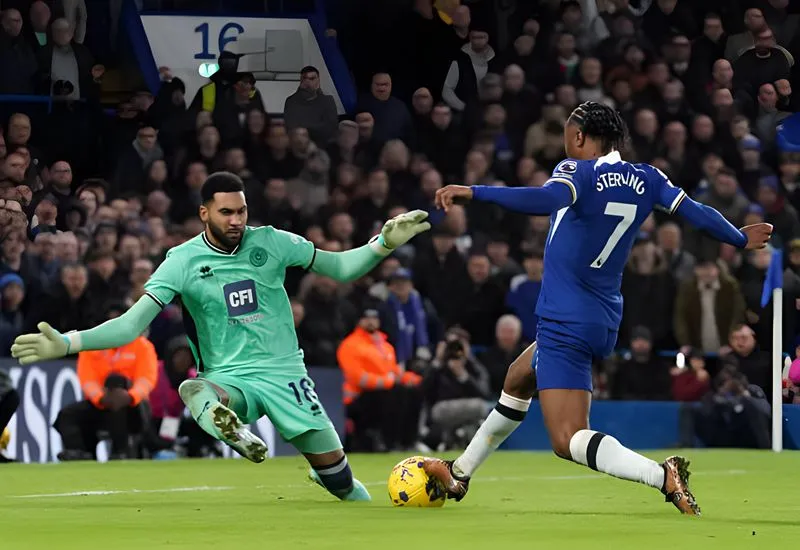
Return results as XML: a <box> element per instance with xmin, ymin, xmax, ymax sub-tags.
<box><xmin>423</xmin><ymin>102</ymin><xmax>773</xmax><ymax>515</ymax></box>
<box><xmin>11</xmin><ymin>172</ymin><xmax>430</xmax><ymax>502</ymax></box>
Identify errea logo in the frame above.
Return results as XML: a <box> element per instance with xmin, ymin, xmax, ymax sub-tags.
<box><xmin>223</xmin><ymin>280</ymin><xmax>258</xmax><ymax>317</ymax></box>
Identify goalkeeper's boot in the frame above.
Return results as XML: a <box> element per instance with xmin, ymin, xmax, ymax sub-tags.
<box><xmin>198</xmin><ymin>402</ymin><xmax>268</xmax><ymax>463</ymax></box>
<box><xmin>661</xmin><ymin>455</ymin><xmax>700</xmax><ymax>516</ymax></box>
<box><xmin>308</xmin><ymin>468</ymin><xmax>372</xmax><ymax>501</ymax></box>
<box><xmin>421</xmin><ymin>458</ymin><xmax>470</xmax><ymax>501</ymax></box>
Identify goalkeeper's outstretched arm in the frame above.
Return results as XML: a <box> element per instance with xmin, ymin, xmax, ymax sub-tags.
<box><xmin>310</xmin><ymin>210</ymin><xmax>430</xmax><ymax>282</ymax></box>
<box><xmin>11</xmin><ymin>296</ymin><xmax>162</xmax><ymax>364</ymax></box>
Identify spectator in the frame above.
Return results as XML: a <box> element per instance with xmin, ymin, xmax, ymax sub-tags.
<box><xmin>505</xmin><ymin>250</ymin><xmax>542</xmax><ymax>343</ymax></box>
<box><xmin>670</xmin><ymin>348</ymin><xmax>711</xmax><ymax>402</ymax></box>
<box><xmin>284</xmin><ymin>65</ymin><xmax>339</xmax><ymax>147</ymax></box>
<box><xmin>721</xmin><ymin>323</ymin><xmax>773</xmax><ymax>398</ymax></box>
<box><xmin>358</xmin><ymin>73</ymin><xmax>414</xmax><ymax>146</ymax></box>
<box><xmin>36</xmin><ymin>18</ymin><xmax>100</xmax><ymax>101</ymax></box>
<box><xmin>0</xmin><ymin>272</ymin><xmax>24</xmax><ymax>354</ymax></box>
<box><xmin>300</xmin><ymin>276</ymin><xmax>357</xmax><ymax>367</ymax></box>
<box><xmin>0</xmin><ymin>368</ymin><xmax>19</xmax><ymax>462</ymax></box>
<box><xmin>478</xmin><ymin>314</ymin><xmax>528</xmax><ymax>396</ymax></box>
<box><xmin>24</xmin><ymin>262</ymin><xmax>93</xmax><ymax>333</ymax></box>
<box><xmin>454</xmin><ymin>250</ymin><xmax>506</xmax><ymax>346</ymax></box>
<box><xmin>385</xmin><ymin>267</ymin><xmax>432</xmax><ymax>366</ymax></box>
<box><xmin>656</xmin><ymin>221</ymin><xmax>696</xmax><ymax>282</ymax></box>
<box><xmin>611</xmin><ymin>326</ymin><xmax>671</xmax><ymax>401</ymax></box>
<box><xmin>422</xmin><ymin>326</ymin><xmax>490</xmax><ymax>449</ymax></box>
<box><xmin>337</xmin><ymin>308</ymin><xmax>422</xmax><ymax>451</ymax></box>
<box><xmin>149</xmin><ymin>335</ymin><xmax>216</xmax><ymax>458</ymax></box>
<box><xmin>0</xmin><ymin>8</ymin><xmax>38</xmax><ymax>94</ymax></box>
<box><xmin>725</xmin><ymin>8</ymin><xmax>768</xmax><ymax>62</ymax></box>
<box><xmin>27</xmin><ymin>1</ymin><xmax>51</xmax><ymax>50</ymax></box>
<box><xmin>54</xmin><ymin>301</ymin><xmax>157</xmax><ymax>460</ymax></box>
<box><xmin>58</xmin><ymin>0</ymin><xmax>88</xmax><ymax>44</ymax></box>
<box><xmin>442</xmin><ymin>25</ymin><xmax>496</xmax><ymax>112</ymax></box>
<box><xmin>620</xmin><ymin>233</ymin><xmax>676</xmax><ymax>349</ymax></box>
<box><xmin>674</xmin><ymin>258</ymin><xmax>747</xmax><ymax>354</ymax></box>
<box><xmin>693</xmin><ymin>364</ymin><xmax>771</xmax><ymax>449</ymax></box>
<box><xmin>733</xmin><ymin>27</ymin><xmax>793</xmax><ymax>101</ymax></box>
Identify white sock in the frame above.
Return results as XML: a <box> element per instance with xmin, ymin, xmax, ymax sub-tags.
<box><xmin>452</xmin><ymin>391</ymin><xmax>531</xmax><ymax>479</ymax></box>
<box><xmin>569</xmin><ymin>429</ymin><xmax>665</xmax><ymax>490</ymax></box>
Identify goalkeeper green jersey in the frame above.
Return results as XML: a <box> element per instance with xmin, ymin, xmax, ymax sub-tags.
<box><xmin>144</xmin><ymin>226</ymin><xmax>315</xmax><ymax>372</ymax></box>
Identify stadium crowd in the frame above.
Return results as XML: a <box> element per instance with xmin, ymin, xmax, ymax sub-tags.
<box><xmin>1</xmin><ymin>0</ymin><xmax>800</xmax><ymax>460</ymax></box>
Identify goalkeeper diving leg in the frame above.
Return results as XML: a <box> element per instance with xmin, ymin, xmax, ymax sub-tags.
<box><xmin>178</xmin><ymin>379</ymin><xmax>268</xmax><ymax>463</ymax></box>
<box><xmin>293</xmin><ymin>429</ymin><xmax>371</xmax><ymax>502</ymax></box>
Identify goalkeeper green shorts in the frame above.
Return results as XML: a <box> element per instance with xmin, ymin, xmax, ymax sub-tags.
<box><xmin>201</xmin><ymin>367</ymin><xmax>341</xmax><ymax>453</ymax></box>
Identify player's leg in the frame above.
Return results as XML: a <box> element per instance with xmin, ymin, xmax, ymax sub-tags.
<box><xmin>423</xmin><ymin>342</ymin><xmax>537</xmax><ymax>500</ymax></box>
<box><xmin>293</xmin><ymin>429</ymin><xmax>371</xmax><ymax>502</ymax></box>
<box><xmin>260</xmin><ymin>371</ymin><xmax>371</xmax><ymax>501</ymax></box>
<box><xmin>178</xmin><ymin>377</ymin><xmax>268</xmax><ymax>463</ymax></box>
<box><xmin>537</xmin><ymin>322</ymin><xmax>699</xmax><ymax>515</ymax></box>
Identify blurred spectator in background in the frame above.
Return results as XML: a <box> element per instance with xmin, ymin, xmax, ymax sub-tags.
<box><xmin>670</xmin><ymin>347</ymin><xmax>711</xmax><ymax>402</ymax></box>
<box><xmin>693</xmin><ymin>364</ymin><xmax>771</xmax><ymax>449</ymax></box>
<box><xmin>284</xmin><ymin>65</ymin><xmax>339</xmax><ymax>147</ymax></box>
<box><xmin>0</xmin><ymin>272</ymin><xmax>25</xmax><ymax>354</ymax></box>
<box><xmin>385</xmin><ymin>267</ymin><xmax>433</xmax><ymax>366</ymax></box>
<box><xmin>337</xmin><ymin>308</ymin><xmax>422</xmax><ymax>452</ymax></box>
<box><xmin>0</xmin><ymin>8</ymin><xmax>37</xmax><ymax>94</ymax></box>
<box><xmin>422</xmin><ymin>326</ymin><xmax>490</xmax><ymax>450</ymax></box>
<box><xmin>611</xmin><ymin>326</ymin><xmax>671</xmax><ymax>401</ymax></box>
<box><xmin>358</xmin><ymin>73</ymin><xmax>413</xmax><ymax>146</ymax></box>
<box><xmin>721</xmin><ymin>324</ymin><xmax>772</xmax><ymax>398</ymax></box>
<box><xmin>149</xmin><ymin>335</ymin><xmax>216</xmax><ymax>458</ymax></box>
<box><xmin>55</xmin><ymin>302</ymin><xmax>157</xmax><ymax>460</ymax></box>
<box><xmin>478</xmin><ymin>314</ymin><xmax>528</xmax><ymax>396</ymax></box>
<box><xmin>505</xmin><ymin>250</ymin><xmax>542</xmax><ymax>343</ymax></box>
<box><xmin>674</xmin><ymin>258</ymin><xmax>747</xmax><ymax>354</ymax></box>
<box><xmin>0</xmin><ymin>367</ymin><xmax>19</xmax><ymax>462</ymax></box>
<box><xmin>442</xmin><ymin>24</ymin><xmax>496</xmax><ymax>113</ymax></box>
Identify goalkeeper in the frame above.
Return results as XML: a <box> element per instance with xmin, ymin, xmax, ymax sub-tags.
<box><xmin>11</xmin><ymin>172</ymin><xmax>430</xmax><ymax>502</ymax></box>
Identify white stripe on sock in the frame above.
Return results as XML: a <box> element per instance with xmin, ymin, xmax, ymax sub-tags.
<box><xmin>498</xmin><ymin>391</ymin><xmax>532</xmax><ymax>412</ymax></box>
<box><xmin>316</xmin><ymin>457</ymin><xmax>349</xmax><ymax>476</ymax></box>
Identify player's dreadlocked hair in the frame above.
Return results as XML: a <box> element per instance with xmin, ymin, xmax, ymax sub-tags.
<box><xmin>568</xmin><ymin>101</ymin><xmax>628</xmax><ymax>154</ymax></box>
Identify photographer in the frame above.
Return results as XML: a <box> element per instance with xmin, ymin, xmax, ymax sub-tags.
<box><xmin>693</xmin><ymin>364</ymin><xmax>771</xmax><ymax>449</ymax></box>
<box><xmin>422</xmin><ymin>327</ymin><xmax>491</xmax><ymax>449</ymax></box>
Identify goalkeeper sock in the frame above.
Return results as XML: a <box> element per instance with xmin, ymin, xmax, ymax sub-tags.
<box><xmin>568</xmin><ymin>429</ymin><xmax>665</xmax><ymax>489</ymax></box>
<box><xmin>452</xmin><ymin>391</ymin><xmax>531</xmax><ymax>479</ymax></box>
<box><xmin>313</xmin><ymin>455</ymin><xmax>355</xmax><ymax>499</ymax></box>
<box><xmin>179</xmin><ymin>379</ymin><xmax>225</xmax><ymax>439</ymax></box>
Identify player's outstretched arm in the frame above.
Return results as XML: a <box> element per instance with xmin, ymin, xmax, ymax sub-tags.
<box><xmin>435</xmin><ymin>184</ymin><xmax>573</xmax><ymax>215</ymax></box>
<box><xmin>674</xmin><ymin>197</ymin><xmax>772</xmax><ymax>249</ymax></box>
<box><xmin>10</xmin><ymin>296</ymin><xmax>162</xmax><ymax>365</ymax></box>
<box><xmin>311</xmin><ymin>210</ymin><xmax>431</xmax><ymax>282</ymax></box>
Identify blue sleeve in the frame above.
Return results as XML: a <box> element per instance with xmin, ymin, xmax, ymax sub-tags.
<box><xmin>471</xmin><ymin>184</ymin><xmax>574</xmax><ymax>215</ymax></box>
<box><xmin>674</xmin><ymin>196</ymin><xmax>748</xmax><ymax>248</ymax></box>
<box><xmin>649</xmin><ymin>165</ymin><xmax>687</xmax><ymax>214</ymax></box>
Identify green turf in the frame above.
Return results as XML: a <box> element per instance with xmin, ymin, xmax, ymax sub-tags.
<box><xmin>1</xmin><ymin>450</ymin><xmax>798</xmax><ymax>549</ymax></box>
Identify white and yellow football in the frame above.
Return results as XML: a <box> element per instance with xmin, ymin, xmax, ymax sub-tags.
<box><xmin>388</xmin><ymin>456</ymin><xmax>447</xmax><ymax>507</ymax></box>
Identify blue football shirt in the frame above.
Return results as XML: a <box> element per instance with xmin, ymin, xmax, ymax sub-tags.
<box><xmin>536</xmin><ymin>151</ymin><xmax>686</xmax><ymax>329</ymax></box>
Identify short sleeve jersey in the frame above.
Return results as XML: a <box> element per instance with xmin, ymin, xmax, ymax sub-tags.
<box><xmin>537</xmin><ymin>152</ymin><xmax>686</xmax><ymax>329</ymax></box>
<box><xmin>144</xmin><ymin>226</ymin><xmax>316</xmax><ymax>372</ymax></box>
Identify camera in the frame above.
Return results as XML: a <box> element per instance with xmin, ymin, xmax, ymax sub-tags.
<box><xmin>443</xmin><ymin>339</ymin><xmax>465</xmax><ymax>361</ymax></box>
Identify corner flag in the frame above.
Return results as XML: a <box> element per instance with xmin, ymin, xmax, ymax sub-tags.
<box><xmin>760</xmin><ymin>249</ymin><xmax>783</xmax><ymax>308</ymax></box>
<box><xmin>759</xmin><ymin>248</ymin><xmax>784</xmax><ymax>452</ymax></box>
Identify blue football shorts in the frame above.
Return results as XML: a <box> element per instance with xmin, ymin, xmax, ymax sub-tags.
<box><xmin>532</xmin><ymin>318</ymin><xmax>618</xmax><ymax>392</ymax></box>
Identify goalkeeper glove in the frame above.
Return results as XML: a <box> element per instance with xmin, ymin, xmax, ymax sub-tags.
<box><xmin>10</xmin><ymin>322</ymin><xmax>71</xmax><ymax>365</ymax></box>
<box><xmin>371</xmin><ymin>210</ymin><xmax>431</xmax><ymax>253</ymax></box>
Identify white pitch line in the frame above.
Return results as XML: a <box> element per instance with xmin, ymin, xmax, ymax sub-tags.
<box><xmin>9</xmin><ymin>469</ymin><xmax>746</xmax><ymax>500</ymax></box>
<box><xmin>12</xmin><ymin>485</ymin><xmax>234</xmax><ymax>499</ymax></box>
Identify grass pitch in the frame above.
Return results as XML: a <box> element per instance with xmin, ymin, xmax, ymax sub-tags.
<box><xmin>1</xmin><ymin>450</ymin><xmax>798</xmax><ymax>549</ymax></box>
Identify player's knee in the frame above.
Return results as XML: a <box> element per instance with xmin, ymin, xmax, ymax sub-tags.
<box><xmin>550</xmin><ymin>428</ymin><xmax>579</xmax><ymax>460</ymax></box>
<box><xmin>178</xmin><ymin>379</ymin><xmax>206</xmax><ymax>403</ymax></box>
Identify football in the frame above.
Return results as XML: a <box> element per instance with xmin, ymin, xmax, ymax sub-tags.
<box><xmin>387</xmin><ymin>456</ymin><xmax>447</xmax><ymax>507</ymax></box>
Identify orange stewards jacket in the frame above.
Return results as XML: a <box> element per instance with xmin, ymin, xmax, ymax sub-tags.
<box><xmin>77</xmin><ymin>336</ymin><xmax>158</xmax><ymax>408</ymax></box>
<box><xmin>336</xmin><ymin>327</ymin><xmax>421</xmax><ymax>405</ymax></box>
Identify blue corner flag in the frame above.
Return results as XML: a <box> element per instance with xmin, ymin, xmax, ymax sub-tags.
<box><xmin>760</xmin><ymin>249</ymin><xmax>783</xmax><ymax>308</ymax></box>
